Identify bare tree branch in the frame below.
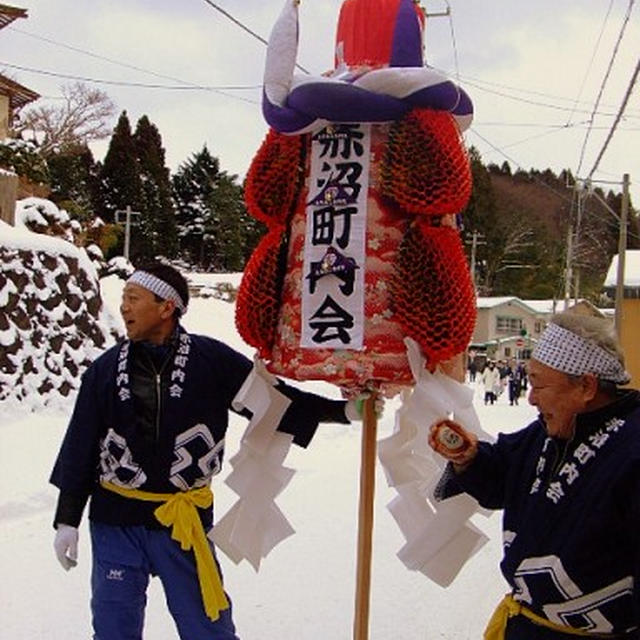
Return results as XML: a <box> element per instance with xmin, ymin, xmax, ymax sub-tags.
<box><xmin>16</xmin><ymin>82</ymin><xmax>116</xmax><ymax>154</ymax></box>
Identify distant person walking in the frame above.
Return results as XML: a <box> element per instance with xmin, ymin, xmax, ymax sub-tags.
<box><xmin>517</xmin><ymin>361</ymin><xmax>528</xmax><ymax>392</ymax></box>
<box><xmin>508</xmin><ymin>365</ymin><xmax>523</xmax><ymax>405</ymax></box>
<box><xmin>468</xmin><ymin>359</ymin><xmax>478</xmax><ymax>383</ymax></box>
<box><xmin>498</xmin><ymin>360</ymin><xmax>511</xmax><ymax>397</ymax></box>
<box><xmin>482</xmin><ymin>361</ymin><xmax>500</xmax><ymax>405</ymax></box>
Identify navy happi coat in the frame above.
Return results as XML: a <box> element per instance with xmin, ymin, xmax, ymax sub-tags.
<box><xmin>51</xmin><ymin>327</ymin><xmax>346</xmax><ymax>531</ymax></box>
<box><xmin>440</xmin><ymin>390</ymin><xmax>640</xmax><ymax>637</ymax></box>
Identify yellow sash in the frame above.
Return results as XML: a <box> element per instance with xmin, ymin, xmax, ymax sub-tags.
<box><xmin>101</xmin><ymin>481</ymin><xmax>229</xmax><ymax>621</ymax></box>
<box><xmin>484</xmin><ymin>594</ymin><xmax>613</xmax><ymax>639</ymax></box>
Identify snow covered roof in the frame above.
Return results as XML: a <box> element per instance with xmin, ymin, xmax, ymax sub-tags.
<box><xmin>521</xmin><ymin>299</ymin><xmax>597</xmax><ymax>314</ymax></box>
<box><xmin>0</xmin><ymin>4</ymin><xmax>27</xmax><ymax>30</ymax></box>
<box><xmin>0</xmin><ymin>72</ymin><xmax>39</xmax><ymax>110</ymax></box>
<box><xmin>604</xmin><ymin>250</ymin><xmax>640</xmax><ymax>288</ymax></box>
<box><xmin>476</xmin><ymin>296</ymin><xmax>541</xmax><ymax>314</ymax></box>
<box><xmin>520</xmin><ymin>299</ymin><xmax>559</xmax><ymax>314</ymax></box>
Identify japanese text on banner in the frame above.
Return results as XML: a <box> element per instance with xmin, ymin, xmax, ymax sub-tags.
<box><xmin>301</xmin><ymin>124</ymin><xmax>371</xmax><ymax>349</ymax></box>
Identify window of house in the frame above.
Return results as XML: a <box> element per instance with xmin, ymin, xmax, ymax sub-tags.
<box><xmin>535</xmin><ymin>321</ymin><xmax>543</xmax><ymax>334</ymax></box>
<box><xmin>496</xmin><ymin>316</ymin><xmax>523</xmax><ymax>333</ymax></box>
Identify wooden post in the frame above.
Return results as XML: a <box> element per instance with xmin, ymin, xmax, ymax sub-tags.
<box><xmin>0</xmin><ymin>171</ymin><xmax>18</xmax><ymax>226</ymax></box>
<box><xmin>353</xmin><ymin>394</ymin><xmax>378</xmax><ymax>640</ymax></box>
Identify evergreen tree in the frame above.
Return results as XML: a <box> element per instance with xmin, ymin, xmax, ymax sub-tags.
<box><xmin>133</xmin><ymin>116</ymin><xmax>177</xmax><ymax>260</ymax></box>
<box><xmin>172</xmin><ymin>145</ymin><xmax>220</xmax><ymax>266</ymax></box>
<box><xmin>97</xmin><ymin>111</ymin><xmax>142</xmax><ymax>225</ymax></box>
<box><xmin>172</xmin><ymin>145</ymin><xmax>261</xmax><ymax>270</ymax></box>
<box><xmin>213</xmin><ymin>174</ymin><xmax>250</xmax><ymax>272</ymax></box>
<box><xmin>47</xmin><ymin>144</ymin><xmax>99</xmax><ymax>222</ymax></box>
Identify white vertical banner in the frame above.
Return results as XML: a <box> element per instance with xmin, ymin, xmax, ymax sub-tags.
<box><xmin>301</xmin><ymin>123</ymin><xmax>371</xmax><ymax>350</ymax></box>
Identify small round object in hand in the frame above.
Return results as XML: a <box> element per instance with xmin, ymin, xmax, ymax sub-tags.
<box><xmin>432</xmin><ymin>419</ymin><xmax>472</xmax><ymax>456</ymax></box>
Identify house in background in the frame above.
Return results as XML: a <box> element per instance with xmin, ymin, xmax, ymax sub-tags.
<box><xmin>469</xmin><ymin>296</ymin><xmax>607</xmax><ymax>366</ymax></box>
<box><xmin>470</xmin><ymin>297</ymin><xmax>544</xmax><ymax>364</ymax></box>
<box><xmin>0</xmin><ymin>3</ymin><xmax>39</xmax><ymax>226</ymax></box>
<box><xmin>603</xmin><ymin>250</ymin><xmax>640</xmax><ymax>387</ymax></box>
<box><xmin>0</xmin><ymin>4</ymin><xmax>38</xmax><ymax>139</ymax></box>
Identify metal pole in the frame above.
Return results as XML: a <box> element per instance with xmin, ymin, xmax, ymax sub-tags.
<box><xmin>124</xmin><ymin>205</ymin><xmax>132</xmax><ymax>262</ymax></box>
<box><xmin>470</xmin><ymin>230</ymin><xmax>477</xmax><ymax>289</ymax></box>
<box><xmin>574</xmin><ymin>187</ymin><xmax>584</xmax><ymax>304</ymax></box>
<box><xmin>614</xmin><ymin>173</ymin><xmax>630</xmax><ymax>336</ymax></box>
<box><xmin>563</xmin><ymin>222</ymin><xmax>573</xmax><ymax>311</ymax></box>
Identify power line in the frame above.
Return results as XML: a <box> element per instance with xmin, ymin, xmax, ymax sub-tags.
<box><xmin>471</xmin><ymin>127</ymin><xmax>639</xmax><ymax>246</ymax></box>
<box><xmin>0</xmin><ymin>61</ymin><xmax>261</xmax><ymax>104</ymax></box>
<box><xmin>586</xmin><ymin>57</ymin><xmax>640</xmax><ymax>181</ymax></box>
<box><xmin>477</xmin><ymin>121</ymin><xmax>639</xmax><ymax>131</ymax></box>
<box><xmin>440</xmin><ymin>71</ymin><xmax>640</xmax><ymax>119</ymax></box>
<box><xmin>575</xmin><ymin>0</ymin><xmax>636</xmax><ymax>176</ymax></box>
<box><xmin>200</xmin><ymin>0</ymin><xmax>269</xmax><ymax>46</ymax></box>
<box><xmin>199</xmin><ymin>0</ymin><xmax>309</xmax><ymax>74</ymax></box>
<box><xmin>6</xmin><ymin>26</ymin><xmax>263</xmax><ymax>98</ymax></box>
<box><xmin>442</xmin><ymin>1</ymin><xmax>460</xmax><ymax>82</ymax></box>
<box><xmin>469</xmin><ymin>127</ymin><xmax>633</xmax><ymax>232</ymax></box>
<box><xmin>8</xmin><ymin>23</ymin><xmax>636</xmax><ymax>123</ymax></box>
<box><xmin>457</xmin><ymin>74</ymin><xmax>636</xmax><ymax>120</ymax></box>
<box><xmin>496</xmin><ymin>123</ymin><xmax>588</xmax><ymax>152</ymax></box>
<box><xmin>566</xmin><ymin>0</ymin><xmax>614</xmax><ymax>128</ymax></box>
<box><xmin>470</xmin><ymin>128</ymin><xmax>576</xmax><ymax>204</ymax></box>
<box><xmin>9</xmin><ymin>26</ymin><xmax>204</xmax><ymax>86</ymax></box>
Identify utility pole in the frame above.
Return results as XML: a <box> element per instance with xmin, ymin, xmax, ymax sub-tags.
<box><xmin>115</xmin><ymin>206</ymin><xmax>140</xmax><ymax>262</ymax></box>
<box><xmin>573</xmin><ymin>182</ymin><xmax>588</xmax><ymax>304</ymax></box>
<box><xmin>466</xmin><ymin>229</ymin><xmax>486</xmax><ymax>292</ymax></box>
<box><xmin>564</xmin><ymin>180</ymin><xmax>589</xmax><ymax>308</ymax></box>
<box><xmin>470</xmin><ymin>230</ymin><xmax>478</xmax><ymax>288</ymax></box>
<box><xmin>614</xmin><ymin>173</ymin><xmax>630</xmax><ymax>336</ymax></box>
<box><xmin>563</xmin><ymin>222</ymin><xmax>573</xmax><ymax>311</ymax></box>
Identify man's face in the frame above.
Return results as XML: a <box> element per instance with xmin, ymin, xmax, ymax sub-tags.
<box><xmin>527</xmin><ymin>359</ymin><xmax>591</xmax><ymax>439</ymax></box>
<box><xmin>120</xmin><ymin>283</ymin><xmax>174</xmax><ymax>344</ymax></box>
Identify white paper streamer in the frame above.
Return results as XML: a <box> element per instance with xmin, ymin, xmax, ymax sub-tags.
<box><xmin>211</xmin><ymin>358</ymin><xmax>297</xmax><ymax>571</ymax></box>
<box><xmin>377</xmin><ymin>338</ymin><xmax>494</xmax><ymax>586</ymax></box>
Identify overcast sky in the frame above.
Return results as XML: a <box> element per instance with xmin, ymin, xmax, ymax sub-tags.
<box><xmin>3</xmin><ymin>1</ymin><xmax>639</xmax><ymax>205</ymax></box>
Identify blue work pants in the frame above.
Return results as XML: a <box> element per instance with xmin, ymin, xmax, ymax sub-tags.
<box><xmin>90</xmin><ymin>521</ymin><xmax>239</xmax><ymax>640</ymax></box>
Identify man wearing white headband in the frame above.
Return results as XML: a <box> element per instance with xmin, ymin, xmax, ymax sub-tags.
<box><xmin>50</xmin><ymin>261</ymin><xmax>375</xmax><ymax>640</ymax></box>
<box><xmin>428</xmin><ymin>311</ymin><xmax>640</xmax><ymax>639</ymax></box>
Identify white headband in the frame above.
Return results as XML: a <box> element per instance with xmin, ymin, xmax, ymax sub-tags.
<box><xmin>127</xmin><ymin>270</ymin><xmax>187</xmax><ymax>315</ymax></box>
<box><xmin>532</xmin><ymin>322</ymin><xmax>630</xmax><ymax>384</ymax></box>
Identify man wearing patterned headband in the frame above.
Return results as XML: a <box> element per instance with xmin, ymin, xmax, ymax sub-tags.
<box><xmin>428</xmin><ymin>310</ymin><xmax>640</xmax><ymax>639</ymax></box>
<box><xmin>50</xmin><ymin>261</ymin><xmax>373</xmax><ymax>640</ymax></box>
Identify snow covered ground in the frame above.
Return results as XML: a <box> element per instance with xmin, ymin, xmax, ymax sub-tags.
<box><xmin>0</xmin><ymin>275</ymin><xmax>538</xmax><ymax>639</ymax></box>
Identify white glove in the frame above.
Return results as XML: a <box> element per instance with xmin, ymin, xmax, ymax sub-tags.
<box><xmin>345</xmin><ymin>393</ymin><xmax>385</xmax><ymax>421</ymax></box>
<box><xmin>54</xmin><ymin>524</ymin><xmax>79</xmax><ymax>570</ymax></box>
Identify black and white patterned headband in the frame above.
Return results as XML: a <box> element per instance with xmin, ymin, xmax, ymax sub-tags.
<box><xmin>532</xmin><ymin>322</ymin><xmax>630</xmax><ymax>384</ymax></box>
<box><xmin>127</xmin><ymin>270</ymin><xmax>187</xmax><ymax>314</ymax></box>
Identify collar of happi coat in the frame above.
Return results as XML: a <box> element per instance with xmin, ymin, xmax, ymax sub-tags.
<box><xmin>115</xmin><ymin>325</ymin><xmax>193</xmax><ymax>403</ymax></box>
<box><xmin>529</xmin><ymin>390</ymin><xmax>640</xmax><ymax>505</ymax></box>
<box><xmin>573</xmin><ymin>389</ymin><xmax>640</xmax><ymax>435</ymax></box>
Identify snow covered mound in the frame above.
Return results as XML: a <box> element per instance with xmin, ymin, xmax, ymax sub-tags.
<box><xmin>0</xmin><ymin>199</ymin><xmax>122</xmax><ymax>411</ymax></box>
